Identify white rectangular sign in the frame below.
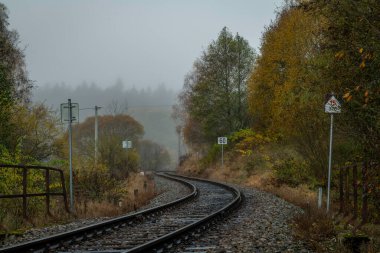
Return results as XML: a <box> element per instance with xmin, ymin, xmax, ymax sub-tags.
<box><xmin>122</xmin><ymin>140</ymin><xmax>132</xmax><ymax>149</ymax></box>
<box><xmin>60</xmin><ymin>103</ymin><xmax>79</xmax><ymax>123</ymax></box>
<box><xmin>218</xmin><ymin>137</ymin><xmax>227</xmax><ymax>145</ymax></box>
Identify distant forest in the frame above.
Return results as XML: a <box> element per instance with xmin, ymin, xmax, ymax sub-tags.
<box><xmin>33</xmin><ymin>80</ymin><xmax>177</xmax><ymax>114</ymax></box>
<box><xmin>32</xmin><ymin>81</ymin><xmax>182</xmax><ymax>166</ymax></box>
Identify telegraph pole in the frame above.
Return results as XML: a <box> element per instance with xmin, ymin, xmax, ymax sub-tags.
<box><xmin>176</xmin><ymin>126</ymin><xmax>181</xmax><ymax>166</ymax></box>
<box><xmin>80</xmin><ymin>106</ymin><xmax>101</xmax><ymax>165</ymax></box>
<box><xmin>94</xmin><ymin>105</ymin><xmax>100</xmax><ymax>165</ymax></box>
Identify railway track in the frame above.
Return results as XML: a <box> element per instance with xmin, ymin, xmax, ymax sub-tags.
<box><xmin>0</xmin><ymin>173</ymin><xmax>242</xmax><ymax>253</ymax></box>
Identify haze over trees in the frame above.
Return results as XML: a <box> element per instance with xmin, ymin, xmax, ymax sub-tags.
<box><xmin>33</xmin><ymin>82</ymin><xmax>179</xmax><ymax>164</ymax></box>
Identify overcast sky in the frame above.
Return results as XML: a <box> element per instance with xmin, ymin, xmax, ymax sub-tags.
<box><xmin>3</xmin><ymin>0</ymin><xmax>283</xmax><ymax>90</ymax></box>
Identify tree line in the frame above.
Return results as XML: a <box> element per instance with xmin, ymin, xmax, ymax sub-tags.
<box><xmin>175</xmin><ymin>0</ymin><xmax>379</xmax><ymax>195</ymax></box>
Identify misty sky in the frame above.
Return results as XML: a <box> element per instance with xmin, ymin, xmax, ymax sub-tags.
<box><xmin>3</xmin><ymin>0</ymin><xmax>283</xmax><ymax>90</ymax></box>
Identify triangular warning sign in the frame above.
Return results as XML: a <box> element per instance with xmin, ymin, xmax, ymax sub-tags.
<box><xmin>325</xmin><ymin>95</ymin><xmax>341</xmax><ymax>113</ymax></box>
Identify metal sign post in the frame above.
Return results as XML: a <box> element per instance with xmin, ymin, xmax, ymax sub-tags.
<box><xmin>60</xmin><ymin>99</ymin><xmax>79</xmax><ymax>213</ymax></box>
<box><xmin>123</xmin><ymin>140</ymin><xmax>132</xmax><ymax>169</ymax></box>
<box><xmin>218</xmin><ymin>137</ymin><xmax>227</xmax><ymax>167</ymax></box>
<box><xmin>68</xmin><ymin>99</ymin><xmax>74</xmax><ymax>213</ymax></box>
<box><xmin>324</xmin><ymin>94</ymin><xmax>341</xmax><ymax>212</ymax></box>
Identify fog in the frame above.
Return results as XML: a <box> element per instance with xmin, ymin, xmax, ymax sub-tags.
<box><xmin>3</xmin><ymin>0</ymin><xmax>283</xmax><ymax>90</ymax></box>
<box><xmin>5</xmin><ymin>0</ymin><xmax>284</xmax><ymax>165</ymax></box>
<box><xmin>33</xmin><ymin>82</ymin><xmax>180</xmax><ymax>164</ymax></box>
<box><xmin>33</xmin><ymin>81</ymin><xmax>177</xmax><ymax>117</ymax></box>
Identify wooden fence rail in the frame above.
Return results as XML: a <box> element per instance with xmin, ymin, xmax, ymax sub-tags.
<box><xmin>0</xmin><ymin>164</ymin><xmax>69</xmax><ymax>218</ymax></box>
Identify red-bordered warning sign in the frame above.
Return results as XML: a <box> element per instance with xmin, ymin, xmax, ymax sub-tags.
<box><xmin>325</xmin><ymin>95</ymin><xmax>341</xmax><ymax>113</ymax></box>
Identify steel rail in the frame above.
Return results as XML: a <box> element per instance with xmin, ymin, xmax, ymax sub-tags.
<box><xmin>125</xmin><ymin>174</ymin><xmax>242</xmax><ymax>253</ymax></box>
<box><xmin>0</xmin><ymin>173</ymin><xmax>197</xmax><ymax>253</ymax></box>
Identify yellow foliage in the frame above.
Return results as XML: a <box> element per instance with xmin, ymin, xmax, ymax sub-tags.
<box><xmin>343</xmin><ymin>92</ymin><xmax>352</xmax><ymax>102</ymax></box>
<box><xmin>248</xmin><ymin>7</ymin><xmax>323</xmax><ymax>136</ymax></box>
<box><xmin>335</xmin><ymin>51</ymin><xmax>345</xmax><ymax>59</ymax></box>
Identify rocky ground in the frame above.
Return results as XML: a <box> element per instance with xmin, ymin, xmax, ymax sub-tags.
<box><xmin>169</xmin><ymin>185</ymin><xmax>313</xmax><ymax>253</ymax></box>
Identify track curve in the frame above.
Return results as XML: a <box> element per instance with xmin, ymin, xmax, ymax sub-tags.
<box><xmin>0</xmin><ymin>173</ymin><xmax>242</xmax><ymax>253</ymax></box>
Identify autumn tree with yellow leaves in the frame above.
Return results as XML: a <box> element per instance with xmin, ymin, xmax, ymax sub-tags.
<box><xmin>305</xmin><ymin>0</ymin><xmax>380</xmax><ymax>161</ymax></box>
<box><xmin>248</xmin><ymin>5</ymin><xmax>332</xmax><ymax>179</ymax></box>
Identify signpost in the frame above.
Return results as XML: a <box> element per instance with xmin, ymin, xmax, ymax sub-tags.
<box><xmin>325</xmin><ymin>94</ymin><xmax>341</xmax><ymax>212</ymax></box>
<box><xmin>60</xmin><ymin>99</ymin><xmax>79</xmax><ymax>213</ymax></box>
<box><xmin>123</xmin><ymin>140</ymin><xmax>132</xmax><ymax>168</ymax></box>
<box><xmin>218</xmin><ymin>137</ymin><xmax>227</xmax><ymax>168</ymax></box>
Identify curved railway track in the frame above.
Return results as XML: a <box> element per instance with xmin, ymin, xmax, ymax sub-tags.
<box><xmin>0</xmin><ymin>173</ymin><xmax>242</xmax><ymax>253</ymax></box>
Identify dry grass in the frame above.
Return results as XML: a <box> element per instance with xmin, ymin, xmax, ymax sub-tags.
<box><xmin>0</xmin><ymin>173</ymin><xmax>158</xmax><ymax>234</ymax></box>
<box><xmin>75</xmin><ymin>173</ymin><xmax>157</xmax><ymax>218</ymax></box>
<box><xmin>246</xmin><ymin>173</ymin><xmax>317</xmax><ymax>209</ymax></box>
<box><xmin>292</xmin><ymin>207</ymin><xmax>336</xmax><ymax>252</ymax></box>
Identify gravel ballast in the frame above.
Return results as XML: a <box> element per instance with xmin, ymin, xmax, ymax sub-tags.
<box><xmin>169</xmin><ymin>185</ymin><xmax>313</xmax><ymax>253</ymax></box>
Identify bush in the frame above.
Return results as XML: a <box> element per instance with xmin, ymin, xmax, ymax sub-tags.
<box><xmin>274</xmin><ymin>157</ymin><xmax>312</xmax><ymax>187</ymax></box>
<box><xmin>230</xmin><ymin>129</ymin><xmax>272</xmax><ymax>156</ymax></box>
<box><xmin>200</xmin><ymin>144</ymin><xmax>221</xmax><ymax>168</ymax></box>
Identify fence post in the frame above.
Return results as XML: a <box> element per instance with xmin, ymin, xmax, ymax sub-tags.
<box><xmin>344</xmin><ymin>167</ymin><xmax>350</xmax><ymax>216</ymax></box>
<box><xmin>60</xmin><ymin>170</ymin><xmax>70</xmax><ymax>213</ymax></box>
<box><xmin>22</xmin><ymin>166</ymin><xmax>27</xmax><ymax>219</ymax></box>
<box><xmin>45</xmin><ymin>169</ymin><xmax>51</xmax><ymax>216</ymax></box>
<box><xmin>352</xmin><ymin>164</ymin><xmax>358</xmax><ymax>219</ymax></box>
<box><xmin>318</xmin><ymin>187</ymin><xmax>323</xmax><ymax>209</ymax></box>
<box><xmin>362</xmin><ymin>161</ymin><xmax>368</xmax><ymax>224</ymax></box>
<box><xmin>339</xmin><ymin>168</ymin><xmax>344</xmax><ymax>213</ymax></box>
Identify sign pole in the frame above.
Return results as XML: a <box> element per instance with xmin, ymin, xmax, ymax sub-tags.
<box><xmin>324</xmin><ymin>93</ymin><xmax>341</xmax><ymax>213</ymax></box>
<box><xmin>68</xmin><ymin>99</ymin><xmax>74</xmax><ymax>213</ymax></box>
<box><xmin>327</xmin><ymin>113</ymin><xmax>334</xmax><ymax>212</ymax></box>
<box><xmin>221</xmin><ymin>143</ymin><xmax>224</xmax><ymax>168</ymax></box>
<box><xmin>218</xmin><ymin>137</ymin><xmax>227</xmax><ymax>168</ymax></box>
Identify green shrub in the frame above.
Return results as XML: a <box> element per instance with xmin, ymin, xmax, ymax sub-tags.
<box><xmin>274</xmin><ymin>157</ymin><xmax>312</xmax><ymax>187</ymax></box>
<box><xmin>200</xmin><ymin>144</ymin><xmax>221</xmax><ymax>168</ymax></box>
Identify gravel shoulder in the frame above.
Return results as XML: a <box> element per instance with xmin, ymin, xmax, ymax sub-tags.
<box><xmin>170</xmin><ymin>184</ymin><xmax>313</xmax><ymax>253</ymax></box>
